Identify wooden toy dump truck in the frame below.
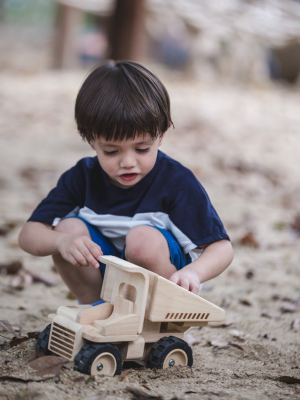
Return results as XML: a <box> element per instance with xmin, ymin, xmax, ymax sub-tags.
<box><xmin>36</xmin><ymin>256</ymin><xmax>225</xmax><ymax>376</ymax></box>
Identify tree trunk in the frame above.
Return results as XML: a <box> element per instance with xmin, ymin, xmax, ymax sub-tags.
<box><xmin>109</xmin><ymin>0</ymin><xmax>146</xmax><ymax>61</ymax></box>
<box><xmin>52</xmin><ymin>4</ymin><xmax>82</xmax><ymax>69</ymax></box>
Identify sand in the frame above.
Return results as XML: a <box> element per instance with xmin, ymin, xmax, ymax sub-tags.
<box><xmin>0</xmin><ymin>69</ymin><xmax>299</xmax><ymax>399</ymax></box>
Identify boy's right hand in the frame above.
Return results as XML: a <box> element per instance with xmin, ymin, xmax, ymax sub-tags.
<box><xmin>56</xmin><ymin>235</ymin><xmax>103</xmax><ymax>268</ymax></box>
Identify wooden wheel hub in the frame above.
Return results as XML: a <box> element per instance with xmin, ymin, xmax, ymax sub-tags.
<box><xmin>91</xmin><ymin>352</ymin><xmax>117</xmax><ymax>376</ymax></box>
<box><xmin>163</xmin><ymin>349</ymin><xmax>188</xmax><ymax>369</ymax></box>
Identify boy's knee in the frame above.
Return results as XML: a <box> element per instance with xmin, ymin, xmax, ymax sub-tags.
<box><xmin>125</xmin><ymin>225</ymin><xmax>167</xmax><ymax>265</ymax></box>
<box><xmin>54</xmin><ymin>218</ymin><xmax>90</xmax><ymax>237</ymax></box>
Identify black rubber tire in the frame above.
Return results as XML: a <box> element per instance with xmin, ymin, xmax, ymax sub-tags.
<box><xmin>147</xmin><ymin>336</ymin><xmax>193</xmax><ymax>369</ymax></box>
<box><xmin>35</xmin><ymin>324</ymin><xmax>52</xmax><ymax>356</ymax></box>
<box><xmin>74</xmin><ymin>343</ymin><xmax>122</xmax><ymax>376</ymax></box>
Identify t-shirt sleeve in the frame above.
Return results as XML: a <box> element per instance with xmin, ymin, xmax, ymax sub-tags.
<box><xmin>28</xmin><ymin>160</ymin><xmax>86</xmax><ymax>226</ymax></box>
<box><xmin>168</xmin><ymin>169</ymin><xmax>230</xmax><ymax>252</ymax></box>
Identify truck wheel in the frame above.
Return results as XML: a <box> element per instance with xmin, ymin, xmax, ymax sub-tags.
<box><xmin>74</xmin><ymin>343</ymin><xmax>122</xmax><ymax>376</ymax></box>
<box><xmin>35</xmin><ymin>324</ymin><xmax>52</xmax><ymax>355</ymax></box>
<box><xmin>147</xmin><ymin>336</ymin><xmax>193</xmax><ymax>369</ymax></box>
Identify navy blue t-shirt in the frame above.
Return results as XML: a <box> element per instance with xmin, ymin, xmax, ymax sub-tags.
<box><xmin>28</xmin><ymin>151</ymin><xmax>229</xmax><ymax>262</ymax></box>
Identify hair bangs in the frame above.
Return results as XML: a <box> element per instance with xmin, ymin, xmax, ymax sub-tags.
<box><xmin>75</xmin><ymin>60</ymin><xmax>172</xmax><ymax>143</ymax></box>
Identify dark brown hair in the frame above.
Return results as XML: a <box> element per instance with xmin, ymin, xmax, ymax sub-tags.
<box><xmin>75</xmin><ymin>60</ymin><xmax>173</xmax><ymax>143</ymax></box>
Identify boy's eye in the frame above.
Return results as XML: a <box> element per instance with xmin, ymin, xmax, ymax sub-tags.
<box><xmin>136</xmin><ymin>148</ymin><xmax>150</xmax><ymax>153</ymax></box>
<box><xmin>103</xmin><ymin>150</ymin><xmax>118</xmax><ymax>156</ymax></box>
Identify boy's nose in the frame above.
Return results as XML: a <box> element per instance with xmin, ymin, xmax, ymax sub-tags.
<box><xmin>120</xmin><ymin>153</ymin><xmax>136</xmax><ymax>169</ymax></box>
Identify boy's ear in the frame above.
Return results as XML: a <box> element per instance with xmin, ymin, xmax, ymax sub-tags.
<box><xmin>90</xmin><ymin>142</ymin><xmax>95</xmax><ymax>150</ymax></box>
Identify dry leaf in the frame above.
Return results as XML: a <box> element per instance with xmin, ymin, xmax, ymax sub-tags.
<box><xmin>273</xmin><ymin>221</ymin><xmax>286</xmax><ymax>231</ymax></box>
<box><xmin>208</xmin><ymin>336</ymin><xmax>228</xmax><ymax>348</ymax></box>
<box><xmin>10</xmin><ymin>336</ymin><xmax>30</xmax><ymax>347</ymax></box>
<box><xmin>84</xmin><ymin>396</ymin><xmax>124</xmax><ymax>400</ymax></box>
<box><xmin>273</xmin><ymin>376</ymin><xmax>300</xmax><ymax>384</ymax></box>
<box><xmin>0</xmin><ymin>374</ymin><xmax>55</xmax><ymax>382</ymax></box>
<box><xmin>5</xmin><ymin>221</ymin><xmax>18</xmax><ymax>230</ymax></box>
<box><xmin>291</xmin><ymin>319</ymin><xmax>300</xmax><ymax>331</ymax></box>
<box><xmin>63</xmin><ymin>362</ymin><xmax>74</xmax><ymax>370</ymax></box>
<box><xmin>125</xmin><ymin>385</ymin><xmax>164</xmax><ymax>400</ymax></box>
<box><xmin>19</xmin><ymin>166</ymin><xmax>39</xmax><ymax>183</ymax></box>
<box><xmin>140</xmin><ymin>384</ymin><xmax>152</xmax><ymax>391</ymax></box>
<box><xmin>119</xmin><ymin>369</ymin><xmax>132</xmax><ymax>382</ymax></box>
<box><xmin>0</xmin><ymin>226</ymin><xmax>9</xmax><ymax>236</ymax></box>
<box><xmin>208</xmin><ymin>319</ymin><xmax>235</xmax><ymax>328</ymax></box>
<box><xmin>198</xmin><ymin>391</ymin><xmax>227</xmax><ymax>397</ymax></box>
<box><xmin>290</xmin><ymin>214</ymin><xmax>300</xmax><ymax>234</ymax></box>
<box><xmin>257</xmin><ymin>334</ymin><xmax>276</xmax><ymax>341</ymax></box>
<box><xmin>67</xmin><ymin>291</ymin><xmax>76</xmax><ymax>300</ymax></box>
<box><xmin>28</xmin><ymin>355</ymin><xmax>66</xmax><ymax>376</ymax></box>
<box><xmin>281</xmin><ymin>296</ymin><xmax>294</xmax><ymax>303</ymax></box>
<box><xmin>228</xmin><ymin>342</ymin><xmax>244</xmax><ymax>351</ymax></box>
<box><xmin>280</xmin><ymin>303</ymin><xmax>297</xmax><ymax>313</ymax></box>
<box><xmin>229</xmin><ymin>329</ymin><xmax>245</xmax><ymax>339</ymax></box>
<box><xmin>239</xmin><ymin>232</ymin><xmax>259</xmax><ymax>248</ymax></box>
<box><xmin>210</xmin><ymin>339</ymin><xmax>228</xmax><ymax>348</ymax></box>
<box><xmin>72</xmin><ymin>376</ymin><xmax>85</xmax><ymax>383</ymax></box>
<box><xmin>28</xmin><ymin>350</ymin><xmax>45</xmax><ymax>362</ymax></box>
<box><xmin>0</xmin><ymin>261</ymin><xmax>23</xmax><ymax>275</ymax></box>
<box><xmin>27</xmin><ymin>331</ymin><xmax>41</xmax><ymax>339</ymax></box>
<box><xmin>9</xmin><ymin>268</ymin><xmax>57</xmax><ymax>288</ymax></box>
<box><xmin>260</xmin><ymin>310</ymin><xmax>281</xmax><ymax>319</ymax></box>
<box><xmin>10</xmin><ymin>330</ymin><xmax>41</xmax><ymax>348</ymax></box>
<box><xmin>239</xmin><ymin>299</ymin><xmax>252</xmax><ymax>307</ymax></box>
<box><xmin>0</xmin><ymin>320</ymin><xmax>21</xmax><ymax>337</ymax></box>
<box><xmin>245</xmin><ymin>271</ymin><xmax>254</xmax><ymax>279</ymax></box>
<box><xmin>27</xmin><ymin>270</ymin><xmax>58</xmax><ymax>286</ymax></box>
<box><xmin>85</xmin><ymin>375</ymin><xmax>96</xmax><ymax>384</ymax></box>
<box><xmin>10</xmin><ymin>270</ymin><xmax>33</xmax><ymax>289</ymax></box>
<box><xmin>271</xmin><ymin>294</ymin><xmax>281</xmax><ymax>301</ymax></box>
<box><xmin>9</xmin><ymin>242</ymin><xmax>20</xmax><ymax>249</ymax></box>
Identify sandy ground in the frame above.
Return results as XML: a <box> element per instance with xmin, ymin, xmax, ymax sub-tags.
<box><xmin>0</xmin><ymin>69</ymin><xmax>300</xmax><ymax>400</ymax></box>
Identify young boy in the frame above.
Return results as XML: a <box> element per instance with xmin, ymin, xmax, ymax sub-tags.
<box><xmin>18</xmin><ymin>60</ymin><xmax>233</xmax><ymax>306</ymax></box>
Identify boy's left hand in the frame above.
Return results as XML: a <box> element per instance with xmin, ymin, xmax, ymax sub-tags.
<box><xmin>169</xmin><ymin>269</ymin><xmax>200</xmax><ymax>294</ymax></box>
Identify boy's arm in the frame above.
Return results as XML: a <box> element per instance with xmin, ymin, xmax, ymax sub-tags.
<box><xmin>169</xmin><ymin>239</ymin><xmax>233</xmax><ymax>294</ymax></box>
<box><xmin>18</xmin><ymin>221</ymin><xmax>102</xmax><ymax>268</ymax></box>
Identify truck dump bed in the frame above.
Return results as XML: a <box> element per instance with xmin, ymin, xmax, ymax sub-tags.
<box><xmin>100</xmin><ymin>256</ymin><xmax>224</xmax><ymax>325</ymax></box>
<box><xmin>147</xmin><ymin>274</ymin><xmax>224</xmax><ymax>322</ymax></box>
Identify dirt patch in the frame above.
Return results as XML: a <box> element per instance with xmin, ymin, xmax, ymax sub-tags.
<box><xmin>0</xmin><ymin>71</ymin><xmax>300</xmax><ymax>399</ymax></box>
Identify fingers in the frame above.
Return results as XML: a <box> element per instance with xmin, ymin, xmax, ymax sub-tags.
<box><xmin>179</xmin><ymin>277</ymin><xmax>190</xmax><ymax>291</ymax></box>
<box><xmin>169</xmin><ymin>274</ymin><xmax>180</xmax><ymax>285</ymax></box>
<box><xmin>77</xmin><ymin>241</ymin><xmax>102</xmax><ymax>268</ymax></box>
<box><xmin>83</xmin><ymin>237</ymin><xmax>103</xmax><ymax>260</ymax></box>
<box><xmin>189</xmin><ymin>282</ymin><xmax>200</xmax><ymax>294</ymax></box>
<box><xmin>170</xmin><ymin>274</ymin><xmax>189</xmax><ymax>291</ymax></box>
<box><xmin>69</xmin><ymin>248</ymin><xmax>91</xmax><ymax>267</ymax></box>
<box><xmin>68</xmin><ymin>253</ymin><xmax>81</xmax><ymax>267</ymax></box>
<box><xmin>169</xmin><ymin>272</ymin><xmax>200</xmax><ymax>294</ymax></box>
<box><xmin>70</xmin><ymin>238</ymin><xmax>103</xmax><ymax>268</ymax></box>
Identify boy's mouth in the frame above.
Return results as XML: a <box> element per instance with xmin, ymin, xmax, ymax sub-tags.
<box><xmin>119</xmin><ymin>173</ymin><xmax>138</xmax><ymax>181</ymax></box>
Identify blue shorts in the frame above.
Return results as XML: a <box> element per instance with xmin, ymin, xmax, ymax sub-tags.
<box><xmin>63</xmin><ymin>216</ymin><xmax>191</xmax><ymax>276</ymax></box>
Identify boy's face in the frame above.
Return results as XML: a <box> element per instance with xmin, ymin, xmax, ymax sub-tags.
<box><xmin>91</xmin><ymin>133</ymin><xmax>163</xmax><ymax>188</ymax></box>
